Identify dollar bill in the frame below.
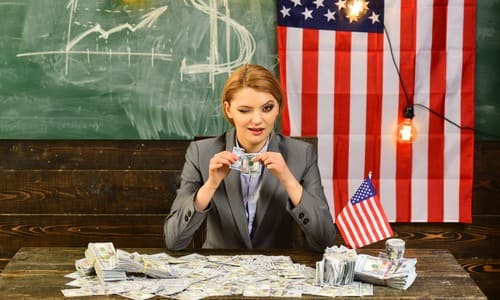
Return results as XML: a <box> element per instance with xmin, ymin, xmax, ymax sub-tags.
<box><xmin>230</xmin><ymin>147</ymin><xmax>262</xmax><ymax>176</ymax></box>
<box><xmin>230</xmin><ymin>146</ymin><xmax>245</xmax><ymax>171</ymax></box>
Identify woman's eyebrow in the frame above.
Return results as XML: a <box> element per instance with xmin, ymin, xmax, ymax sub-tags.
<box><xmin>262</xmin><ymin>100</ymin><xmax>275</xmax><ymax>106</ymax></box>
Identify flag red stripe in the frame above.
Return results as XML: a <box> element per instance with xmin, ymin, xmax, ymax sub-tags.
<box><xmin>347</xmin><ymin>204</ymin><xmax>371</xmax><ymax>246</ymax></box>
<box><xmin>395</xmin><ymin>0</ymin><xmax>416</xmax><ymax>222</ymax></box>
<box><xmin>427</xmin><ymin>1</ymin><xmax>447</xmax><ymax>221</ymax></box>
<box><xmin>356</xmin><ymin>204</ymin><xmax>378</xmax><ymax>245</ymax></box>
<box><xmin>359</xmin><ymin>200</ymin><xmax>382</xmax><ymax>241</ymax></box>
<box><xmin>364</xmin><ymin>33</ymin><xmax>384</xmax><ymax>191</ymax></box>
<box><xmin>277</xmin><ymin>26</ymin><xmax>291</xmax><ymax>136</ymax></box>
<box><xmin>301</xmin><ymin>29</ymin><xmax>319</xmax><ymax>136</ymax></box>
<box><xmin>361</xmin><ymin>200</ymin><xmax>384</xmax><ymax>240</ymax></box>
<box><xmin>337</xmin><ymin>210</ymin><xmax>360</xmax><ymax>248</ymax></box>
<box><xmin>333</xmin><ymin>31</ymin><xmax>351</xmax><ymax>217</ymax></box>
<box><xmin>371</xmin><ymin>197</ymin><xmax>394</xmax><ymax>237</ymax></box>
<box><xmin>338</xmin><ymin>197</ymin><xmax>394</xmax><ymax>249</ymax></box>
<box><xmin>459</xmin><ymin>0</ymin><xmax>476</xmax><ymax>222</ymax></box>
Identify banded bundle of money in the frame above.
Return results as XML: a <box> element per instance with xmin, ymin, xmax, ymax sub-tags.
<box><xmin>75</xmin><ymin>258</ymin><xmax>94</xmax><ymax>276</ymax></box>
<box><xmin>116</xmin><ymin>249</ymin><xmax>179</xmax><ymax>278</ymax></box>
<box><xmin>320</xmin><ymin>245</ymin><xmax>357</xmax><ymax>286</ymax></box>
<box><xmin>85</xmin><ymin>242</ymin><xmax>126</xmax><ymax>282</ymax></box>
<box><xmin>354</xmin><ymin>254</ymin><xmax>417</xmax><ymax>290</ymax></box>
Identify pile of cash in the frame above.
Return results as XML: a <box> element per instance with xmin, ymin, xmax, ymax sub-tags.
<box><xmin>82</xmin><ymin>242</ymin><xmax>183</xmax><ymax>283</ymax></box>
<box><xmin>85</xmin><ymin>242</ymin><xmax>126</xmax><ymax>282</ymax></box>
<box><xmin>116</xmin><ymin>249</ymin><xmax>179</xmax><ymax>279</ymax></box>
<box><xmin>354</xmin><ymin>254</ymin><xmax>417</xmax><ymax>290</ymax></box>
<box><xmin>62</xmin><ymin>249</ymin><xmax>375</xmax><ymax>299</ymax></box>
<box><xmin>316</xmin><ymin>245</ymin><xmax>357</xmax><ymax>286</ymax></box>
<box><xmin>74</xmin><ymin>257</ymin><xmax>93</xmax><ymax>276</ymax></box>
<box><xmin>230</xmin><ymin>146</ymin><xmax>262</xmax><ymax>176</ymax></box>
<box><xmin>303</xmin><ymin>281</ymin><xmax>373</xmax><ymax>297</ymax></box>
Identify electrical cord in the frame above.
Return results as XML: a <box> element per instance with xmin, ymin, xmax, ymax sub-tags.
<box><xmin>375</xmin><ymin>2</ymin><xmax>500</xmax><ymax>139</ymax></box>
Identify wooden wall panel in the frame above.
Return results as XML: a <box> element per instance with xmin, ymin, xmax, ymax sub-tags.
<box><xmin>473</xmin><ymin>141</ymin><xmax>500</xmax><ymax>215</ymax></box>
<box><xmin>0</xmin><ymin>139</ymin><xmax>498</xmax><ymax>298</ymax></box>
<box><xmin>0</xmin><ymin>140</ymin><xmax>187</xmax><ymax>170</ymax></box>
<box><xmin>460</xmin><ymin>258</ymin><xmax>500</xmax><ymax>298</ymax></box>
<box><xmin>0</xmin><ymin>215</ymin><xmax>165</xmax><ymax>257</ymax></box>
<box><xmin>0</xmin><ymin>170</ymin><xmax>179</xmax><ymax>213</ymax></box>
<box><xmin>369</xmin><ymin>223</ymin><xmax>500</xmax><ymax>259</ymax></box>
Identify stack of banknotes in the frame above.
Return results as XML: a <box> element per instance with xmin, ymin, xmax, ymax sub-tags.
<box><xmin>81</xmin><ymin>242</ymin><xmax>182</xmax><ymax>282</ymax></box>
<box><xmin>354</xmin><ymin>254</ymin><xmax>417</xmax><ymax>290</ymax></box>
<box><xmin>74</xmin><ymin>257</ymin><xmax>93</xmax><ymax>276</ymax></box>
<box><xmin>85</xmin><ymin>242</ymin><xmax>127</xmax><ymax>282</ymax></box>
<box><xmin>317</xmin><ymin>245</ymin><xmax>357</xmax><ymax>286</ymax></box>
<box><xmin>115</xmin><ymin>249</ymin><xmax>179</xmax><ymax>278</ymax></box>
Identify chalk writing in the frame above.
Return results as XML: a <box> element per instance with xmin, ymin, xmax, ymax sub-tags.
<box><xmin>180</xmin><ymin>0</ymin><xmax>255</xmax><ymax>88</ymax></box>
<box><xmin>17</xmin><ymin>0</ymin><xmax>172</xmax><ymax>75</ymax></box>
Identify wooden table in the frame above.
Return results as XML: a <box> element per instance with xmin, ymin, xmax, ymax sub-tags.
<box><xmin>0</xmin><ymin>247</ymin><xmax>486</xmax><ymax>299</ymax></box>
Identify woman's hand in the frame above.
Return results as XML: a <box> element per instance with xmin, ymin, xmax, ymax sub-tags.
<box><xmin>195</xmin><ymin>151</ymin><xmax>237</xmax><ymax>211</ymax></box>
<box><xmin>256</xmin><ymin>152</ymin><xmax>289</xmax><ymax>179</ymax></box>
<box><xmin>256</xmin><ymin>152</ymin><xmax>303</xmax><ymax>206</ymax></box>
<box><xmin>207</xmin><ymin>151</ymin><xmax>237</xmax><ymax>188</ymax></box>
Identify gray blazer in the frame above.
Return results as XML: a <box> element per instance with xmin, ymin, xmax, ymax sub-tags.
<box><xmin>164</xmin><ymin>129</ymin><xmax>336</xmax><ymax>251</ymax></box>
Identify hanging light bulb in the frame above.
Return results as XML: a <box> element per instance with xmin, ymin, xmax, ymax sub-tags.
<box><xmin>397</xmin><ymin>105</ymin><xmax>417</xmax><ymax>143</ymax></box>
<box><xmin>345</xmin><ymin>0</ymin><xmax>369</xmax><ymax>23</ymax></box>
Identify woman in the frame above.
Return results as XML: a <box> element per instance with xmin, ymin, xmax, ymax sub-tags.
<box><xmin>164</xmin><ymin>64</ymin><xmax>336</xmax><ymax>251</ymax></box>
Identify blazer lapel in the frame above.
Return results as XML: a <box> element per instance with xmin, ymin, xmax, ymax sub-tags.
<box><xmin>251</xmin><ymin>133</ymin><xmax>282</xmax><ymax>241</ymax></box>
<box><xmin>223</xmin><ymin>130</ymin><xmax>252</xmax><ymax>247</ymax></box>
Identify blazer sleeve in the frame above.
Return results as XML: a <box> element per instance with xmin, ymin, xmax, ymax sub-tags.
<box><xmin>287</xmin><ymin>142</ymin><xmax>336</xmax><ymax>251</ymax></box>
<box><xmin>164</xmin><ymin>141</ymin><xmax>210</xmax><ymax>250</ymax></box>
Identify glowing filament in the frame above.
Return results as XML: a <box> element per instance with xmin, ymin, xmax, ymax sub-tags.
<box><xmin>397</xmin><ymin>119</ymin><xmax>417</xmax><ymax>143</ymax></box>
<box><xmin>345</xmin><ymin>0</ymin><xmax>369</xmax><ymax>23</ymax></box>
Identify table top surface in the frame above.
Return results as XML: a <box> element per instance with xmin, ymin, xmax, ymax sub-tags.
<box><xmin>0</xmin><ymin>247</ymin><xmax>487</xmax><ymax>299</ymax></box>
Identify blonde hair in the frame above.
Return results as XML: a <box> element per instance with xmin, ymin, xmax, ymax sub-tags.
<box><xmin>221</xmin><ymin>64</ymin><xmax>284</xmax><ymax>126</ymax></box>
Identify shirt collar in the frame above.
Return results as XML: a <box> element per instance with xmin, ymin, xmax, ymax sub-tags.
<box><xmin>235</xmin><ymin>135</ymin><xmax>270</xmax><ymax>154</ymax></box>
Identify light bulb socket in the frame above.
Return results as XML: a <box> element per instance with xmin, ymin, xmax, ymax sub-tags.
<box><xmin>403</xmin><ymin>105</ymin><xmax>414</xmax><ymax>119</ymax></box>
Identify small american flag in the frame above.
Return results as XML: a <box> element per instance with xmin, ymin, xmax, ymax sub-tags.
<box><xmin>336</xmin><ymin>175</ymin><xmax>393</xmax><ymax>249</ymax></box>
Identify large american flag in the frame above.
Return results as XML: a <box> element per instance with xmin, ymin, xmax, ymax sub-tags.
<box><xmin>336</xmin><ymin>175</ymin><xmax>393</xmax><ymax>248</ymax></box>
<box><xmin>277</xmin><ymin>0</ymin><xmax>475</xmax><ymax>223</ymax></box>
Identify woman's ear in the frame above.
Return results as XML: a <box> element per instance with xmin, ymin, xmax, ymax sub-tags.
<box><xmin>223</xmin><ymin>100</ymin><xmax>232</xmax><ymax>119</ymax></box>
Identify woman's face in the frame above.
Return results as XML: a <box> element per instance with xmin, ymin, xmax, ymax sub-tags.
<box><xmin>224</xmin><ymin>87</ymin><xmax>279</xmax><ymax>153</ymax></box>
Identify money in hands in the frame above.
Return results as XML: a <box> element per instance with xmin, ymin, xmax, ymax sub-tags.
<box><xmin>230</xmin><ymin>147</ymin><xmax>262</xmax><ymax>176</ymax></box>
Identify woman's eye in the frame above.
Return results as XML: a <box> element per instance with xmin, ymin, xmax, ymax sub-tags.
<box><xmin>238</xmin><ymin>109</ymin><xmax>250</xmax><ymax>113</ymax></box>
<box><xmin>263</xmin><ymin>104</ymin><xmax>274</xmax><ymax>112</ymax></box>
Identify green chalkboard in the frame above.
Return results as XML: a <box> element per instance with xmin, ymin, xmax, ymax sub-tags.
<box><xmin>1</xmin><ymin>0</ymin><xmax>499</xmax><ymax>140</ymax></box>
<box><xmin>0</xmin><ymin>0</ymin><xmax>277</xmax><ymax>139</ymax></box>
<box><xmin>476</xmin><ymin>1</ymin><xmax>500</xmax><ymax>140</ymax></box>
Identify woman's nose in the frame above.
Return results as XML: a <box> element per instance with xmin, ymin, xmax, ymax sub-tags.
<box><xmin>251</xmin><ymin>112</ymin><xmax>263</xmax><ymax>124</ymax></box>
